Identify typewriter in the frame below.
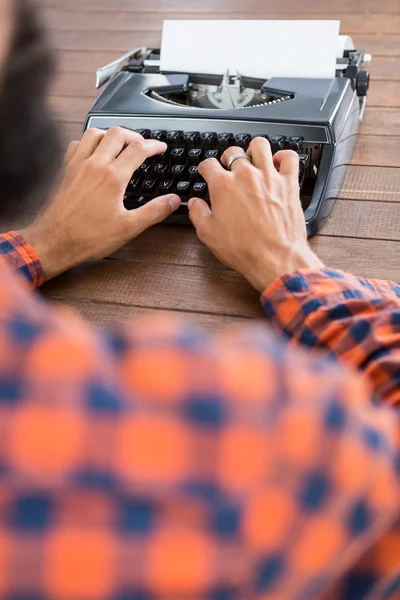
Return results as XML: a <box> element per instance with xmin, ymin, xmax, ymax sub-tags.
<box><xmin>83</xmin><ymin>42</ymin><xmax>371</xmax><ymax>236</ymax></box>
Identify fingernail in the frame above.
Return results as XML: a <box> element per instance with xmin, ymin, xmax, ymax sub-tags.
<box><xmin>168</xmin><ymin>195</ymin><xmax>181</xmax><ymax>211</ymax></box>
<box><xmin>187</xmin><ymin>198</ymin><xmax>197</xmax><ymax>210</ymax></box>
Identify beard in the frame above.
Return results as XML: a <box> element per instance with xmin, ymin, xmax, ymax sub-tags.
<box><xmin>0</xmin><ymin>0</ymin><xmax>61</xmax><ymax>222</ymax></box>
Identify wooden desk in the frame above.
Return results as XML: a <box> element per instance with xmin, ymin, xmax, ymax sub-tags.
<box><xmin>39</xmin><ymin>0</ymin><xmax>400</xmax><ymax>329</ymax></box>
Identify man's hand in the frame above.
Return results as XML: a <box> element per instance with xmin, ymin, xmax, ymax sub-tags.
<box><xmin>19</xmin><ymin>127</ymin><xmax>181</xmax><ymax>280</ymax></box>
<box><xmin>188</xmin><ymin>137</ymin><xmax>324</xmax><ymax>292</ymax></box>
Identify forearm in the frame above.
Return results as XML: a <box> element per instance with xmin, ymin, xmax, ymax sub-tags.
<box><xmin>263</xmin><ymin>267</ymin><xmax>400</xmax><ymax>407</ymax></box>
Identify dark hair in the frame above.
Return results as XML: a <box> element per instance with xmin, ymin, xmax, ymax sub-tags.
<box><xmin>0</xmin><ymin>0</ymin><xmax>61</xmax><ymax>219</ymax></box>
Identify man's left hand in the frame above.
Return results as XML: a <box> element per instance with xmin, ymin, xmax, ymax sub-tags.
<box><xmin>19</xmin><ymin>127</ymin><xmax>181</xmax><ymax>280</ymax></box>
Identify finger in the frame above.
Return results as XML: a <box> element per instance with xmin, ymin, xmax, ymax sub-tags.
<box><xmin>114</xmin><ymin>138</ymin><xmax>167</xmax><ymax>181</ymax></box>
<box><xmin>93</xmin><ymin>126</ymin><xmax>148</xmax><ymax>163</ymax></box>
<box><xmin>198</xmin><ymin>157</ymin><xmax>226</xmax><ymax>185</ymax></box>
<box><xmin>127</xmin><ymin>194</ymin><xmax>181</xmax><ymax>235</ymax></box>
<box><xmin>247</xmin><ymin>137</ymin><xmax>274</xmax><ymax>171</ymax></box>
<box><xmin>273</xmin><ymin>150</ymin><xmax>299</xmax><ymax>180</ymax></box>
<box><xmin>220</xmin><ymin>146</ymin><xmax>254</xmax><ymax>173</ymax></box>
<box><xmin>188</xmin><ymin>197</ymin><xmax>213</xmax><ymax>241</ymax></box>
<box><xmin>72</xmin><ymin>128</ymin><xmax>106</xmax><ymax>162</ymax></box>
<box><xmin>64</xmin><ymin>141</ymin><xmax>79</xmax><ymax>165</ymax></box>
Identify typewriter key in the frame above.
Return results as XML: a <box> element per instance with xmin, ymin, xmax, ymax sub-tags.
<box><xmin>200</xmin><ymin>132</ymin><xmax>218</xmax><ymax>147</ymax></box>
<box><xmin>171</xmin><ymin>148</ymin><xmax>186</xmax><ymax>163</ymax></box>
<box><xmin>136</xmin><ymin>129</ymin><xmax>151</xmax><ymax>139</ymax></box>
<box><xmin>126</xmin><ymin>177</ymin><xmax>141</xmax><ymax>194</ymax></box>
<box><xmin>288</xmin><ymin>136</ymin><xmax>304</xmax><ymax>151</ymax></box>
<box><xmin>188</xmin><ymin>149</ymin><xmax>203</xmax><ymax>164</ymax></box>
<box><xmin>205</xmin><ymin>150</ymin><xmax>219</xmax><ymax>160</ymax></box>
<box><xmin>183</xmin><ymin>131</ymin><xmax>199</xmax><ymax>146</ymax></box>
<box><xmin>150</xmin><ymin>130</ymin><xmax>167</xmax><ymax>142</ymax></box>
<box><xmin>139</xmin><ymin>159</ymin><xmax>153</xmax><ymax>176</ymax></box>
<box><xmin>298</xmin><ymin>155</ymin><xmax>310</xmax><ymax>186</ymax></box>
<box><xmin>160</xmin><ymin>180</ymin><xmax>174</xmax><ymax>194</ymax></box>
<box><xmin>234</xmin><ymin>133</ymin><xmax>252</xmax><ymax>149</ymax></box>
<box><xmin>193</xmin><ymin>182</ymin><xmax>208</xmax><ymax>197</ymax></box>
<box><xmin>177</xmin><ymin>181</ymin><xmax>191</xmax><ymax>197</ymax></box>
<box><xmin>167</xmin><ymin>130</ymin><xmax>184</xmax><ymax>145</ymax></box>
<box><xmin>154</xmin><ymin>163</ymin><xmax>168</xmax><ymax>176</ymax></box>
<box><xmin>218</xmin><ymin>133</ymin><xmax>235</xmax><ymax>149</ymax></box>
<box><xmin>188</xmin><ymin>165</ymin><xmax>200</xmax><ymax>180</ymax></box>
<box><xmin>270</xmin><ymin>136</ymin><xmax>286</xmax><ymax>153</ymax></box>
<box><xmin>142</xmin><ymin>179</ymin><xmax>157</xmax><ymax>194</ymax></box>
<box><xmin>171</xmin><ymin>165</ymin><xmax>186</xmax><ymax>177</ymax></box>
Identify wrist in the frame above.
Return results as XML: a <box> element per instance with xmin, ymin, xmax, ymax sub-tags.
<box><xmin>246</xmin><ymin>244</ymin><xmax>324</xmax><ymax>293</ymax></box>
<box><xmin>18</xmin><ymin>224</ymin><xmax>65</xmax><ymax>281</ymax></box>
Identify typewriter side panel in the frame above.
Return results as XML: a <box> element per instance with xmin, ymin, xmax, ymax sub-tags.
<box><xmin>305</xmin><ymin>90</ymin><xmax>361</xmax><ymax>237</ymax></box>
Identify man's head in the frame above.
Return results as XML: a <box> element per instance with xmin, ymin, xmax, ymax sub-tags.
<box><xmin>0</xmin><ymin>0</ymin><xmax>61</xmax><ymax>221</ymax></box>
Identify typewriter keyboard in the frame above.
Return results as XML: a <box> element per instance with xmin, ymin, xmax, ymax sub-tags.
<box><xmin>124</xmin><ymin>129</ymin><xmax>311</xmax><ymax>215</ymax></box>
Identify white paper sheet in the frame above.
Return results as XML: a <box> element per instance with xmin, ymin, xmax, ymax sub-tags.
<box><xmin>337</xmin><ymin>34</ymin><xmax>355</xmax><ymax>57</ymax></box>
<box><xmin>160</xmin><ymin>20</ymin><xmax>341</xmax><ymax>80</ymax></box>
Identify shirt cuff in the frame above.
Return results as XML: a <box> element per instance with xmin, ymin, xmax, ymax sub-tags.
<box><xmin>0</xmin><ymin>231</ymin><xmax>45</xmax><ymax>288</ymax></box>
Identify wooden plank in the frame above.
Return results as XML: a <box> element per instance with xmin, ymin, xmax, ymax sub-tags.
<box><xmin>338</xmin><ymin>166</ymin><xmax>400</xmax><ymax>202</ymax></box>
<box><xmin>321</xmin><ymin>199</ymin><xmax>400</xmax><ymax>241</ymax></box>
<box><xmin>51</xmin><ymin>297</ymin><xmax>248</xmax><ymax>329</ymax></box>
<box><xmin>49</xmin><ymin>30</ymin><xmax>161</xmax><ymax>52</ymax></box>
<box><xmin>42</xmin><ymin>10</ymin><xmax>400</xmax><ymax>35</ymax></box>
<box><xmin>47</xmin><ymin>29</ymin><xmax>400</xmax><ymax>56</ymax></box>
<box><xmin>369</xmin><ymin>81</ymin><xmax>400</xmax><ymax>108</ymax></box>
<box><xmin>310</xmin><ymin>237</ymin><xmax>400</xmax><ymax>282</ymax></box>
<box><xmin>110</xmin><ymin>226</ymin><xmax>225</xmax><ymax>269</ymax></box>
<box><xmin>111</xmin><ymin>209</ymin><xmax>400</xmax><ymax>268</ymax></box>
<box><xmin>50</xmin><ymin>96</ymin><xmax>93</xmax><ymax>122</ymax></box>
<box><xmin>360</xmin><ymin>108</ymin><xmax>400</xmax><ymax>136</ymax></box>
<box><xmin>52</xmin><ymin>72</ymin><xmax>96</xmax><ymax>98</ymax></box>
<box><xmin>41</xmin><ymin>260</ymin><xmax>264</xmax><ymax>318</ymax></box>
<box><xmin>352</xmin><ymin>135</ymin><xmax>400</xmax><ymax>168</ymax></box>
<box><xmin>56</xmin><ymin>51</ymin><xmax>121</xmax><ymax>74</ymax></box>
<box><xmin>370</xmin><ymin>57</ymin><xmax>400</xmax><ymax>81</ymax></box>
<box><xmin>58</xmin><ymin>121</ymin><xmax>400</xmax><ymax>168</ymax></box>
<box><xmin>38</xmin><ymin>0</ymin><xmax>400</xmax><ymax>14</ymax></box>
<box><xmin>353</xmin><ymin>35</ymin><xmax>400</xmax><ymax>57</ymax></box>
<box><xmin>41</xmin><ymin>234</ymin><xmax>400</xmax><ymax>317</ymax></box>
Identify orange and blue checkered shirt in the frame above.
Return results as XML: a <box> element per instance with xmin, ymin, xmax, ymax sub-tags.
<box><xmin>0</xmin><ymin>230</ymin><xmax>398</xmax><ymax>600</ymax></box>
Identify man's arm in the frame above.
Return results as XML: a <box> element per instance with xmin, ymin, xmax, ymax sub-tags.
<box><xmin>0</xmin><ymin>263</ymin><xmax>397</xmax><ymax>599</ymax></box>
<box><xmin>263</xmin><ymin>268</ymin><xmax>400</xmax><ymax>407</ymax></box>
<box><xmin>188</xmin><ymin>139</ymin><xmax>400</xmax><ymax>406</ymax></box>
<box><xmin>0</xmin><ymin>127</ymin><xmax>181</xmax><ymax>285</ymax></box>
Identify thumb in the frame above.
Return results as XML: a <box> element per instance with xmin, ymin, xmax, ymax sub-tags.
<box><xmin>129</xmin><ymin>194</ymin><xmax>181</xmax><ymax>234</ymax></box>
<box><xmin>188</xmin><ymin>198</ymin><xmax>213</xmax><ymax>240</ymax></box>
<box><xmin>64</xmin><ymin>140</ymin><xmax>80</xmax><ymax>165</ymax></box>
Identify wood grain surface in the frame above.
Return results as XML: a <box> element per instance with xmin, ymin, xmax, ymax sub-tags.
<box><xmin>31</xmin><ymin>0</ymin><xmax>400</xmax><ymax>325</ymax></box>
<box><xmin>38</xmin><ymin>1</ymin><xmax>400</xmax><ymax>14</ymax></box>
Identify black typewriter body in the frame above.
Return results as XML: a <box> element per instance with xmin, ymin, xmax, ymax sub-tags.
<box><xmin>83</xmin><ymin>48</ymin><xmax>370</xmax><ymax>236</ymax></box>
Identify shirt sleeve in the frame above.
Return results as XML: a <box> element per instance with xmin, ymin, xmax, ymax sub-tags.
<box><xmin>0</xmin><ymin>231</ymin><xmax>44</xmax><ymax>288</ymax></box>
<box><xmin>262</xmin><ymin>268</ymin><xmax>400</xmax><ymax>408</ymax></box>
<box><xmin>0</xmin><ymin>264</ymin><xmax>397</xmax><ymax>600</ymax></box>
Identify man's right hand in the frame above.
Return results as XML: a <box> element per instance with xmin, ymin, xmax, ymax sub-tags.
<box><xmin>188</xmin><ymin>137</ymin><xmax>324</xmax><ymax>292</ymax></box>
<box><xmin>19</xmin><ymin>127</ymin><xmax>181</xmax><ymax>280</ymax></box>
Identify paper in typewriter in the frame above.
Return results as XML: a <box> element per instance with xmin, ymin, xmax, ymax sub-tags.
<box><xmin>161</xmin><ymin>20</ymin><xmax>341</xmax><ymax>80</ymax></box>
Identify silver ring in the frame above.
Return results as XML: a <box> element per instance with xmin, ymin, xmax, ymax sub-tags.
<box><xmin>226</xmin><ymin>152</ymin><xmax>252</xmax><ymax>171</ymax></box>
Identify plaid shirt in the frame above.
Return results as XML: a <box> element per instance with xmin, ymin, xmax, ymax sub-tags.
<box><xmin>0</xmin><ymin>230</ymin><xmax>398</xmax><ymax>600</ymax></box>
